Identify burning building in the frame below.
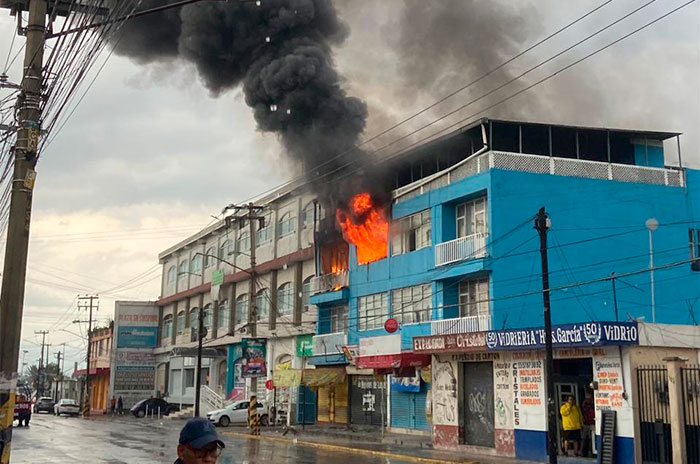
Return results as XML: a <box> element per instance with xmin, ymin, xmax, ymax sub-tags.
<box><xmin>305</xmin><ymin>117</ymin><xmax>700</xmax><ymax>464</ymax></box>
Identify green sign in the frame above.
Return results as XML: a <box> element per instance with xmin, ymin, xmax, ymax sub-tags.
<box><xmin>297</xmin><ymin>334</ymin><xmax>313</xmax><ymax>357</ymax></box>
<box><xmin>212</xmin><ymin>269</ymin><xmax>224</xmax><ymax>286</ymax></box>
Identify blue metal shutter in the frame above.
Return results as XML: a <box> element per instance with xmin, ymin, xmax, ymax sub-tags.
<box><xmin>391</xmin><ymin>389</ymin><xmax>411</xmax><ymax>428</ymax></box>
<box><xmin>413</xmin><ymin>382</ymin><xmax>431</xmax><ymax>431</ymax></box>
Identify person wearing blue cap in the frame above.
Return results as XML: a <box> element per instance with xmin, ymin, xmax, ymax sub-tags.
<box><xmin>175</xmin><ymin>417</ymin><xmax>226</xmax><ymax>464</ymax></box>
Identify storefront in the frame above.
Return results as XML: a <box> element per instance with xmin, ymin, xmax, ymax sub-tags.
<box><xmin>413</xmin><ymin>321</ymin><xmax>640</xmax><ymax>462</ymax></box>
<box><xmin>389</xmin><ymin>369</ymin><xmax>431</xmax><ymax>432</ymax></box>
<box><xmin>355</xmin><ymin>334</ymin><xmax>430</xmax><ymax>430</ymax></box>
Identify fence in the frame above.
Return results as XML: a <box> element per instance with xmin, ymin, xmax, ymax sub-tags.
<box><xmin>682</xmin><ymin>365</ymin><xmax>700</xmax><ymax>464</ymax></box>
<box><xmin>637</xmin><ymin>366</ymin><xmax>672</xmax><ymax>464</ymax></box>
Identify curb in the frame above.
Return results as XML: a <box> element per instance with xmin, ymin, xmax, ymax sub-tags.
<box><xmin>221</xmin><ymin>430</ymin><xmax>478</xmax><ymax>464</ymax></box>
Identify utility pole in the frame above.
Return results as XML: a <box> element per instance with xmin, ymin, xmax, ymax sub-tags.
<box><xmin>194</xmin><ymin>305</ymin><xmax>205</xmax><ymax>417</ymax></box>
<box><xmin>610</xmin><ymin>272</ymin><xmax>619</xmax><ymax>322</ymax></box>
<box><xmin>534</xmin><ymin>207</ymin><xmax>557</xmax><ymax>464</ymax></box>
<box><xmin>60</xmin><ymin>343</ymin><xmax>65</xmax><ymax>400</ymax></box>
<box><xmin>0</xmin><ymin>1</ymin><xmax>47</xmax><ymax>460</ymax></box>
<box><xmin>77</xmin><ymin>295</ymin><xmax>98</xmax><ymax>417</ymax></box>
<box><xmin>34</xmin><ymin>330</ymin><xmax>48</xmax><ymax>397</ymax></box>
<box><xmin>54</xmin><ymin>351</ymin><xmax>61</xmax><ymax>402</ymax></box>
<box><xmin>222</xmin><ymin>203</ymin><xmax>265</xmax><ymax>399</ymax></box>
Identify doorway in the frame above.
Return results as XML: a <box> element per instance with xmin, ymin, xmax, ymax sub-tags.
<box><xmin>462</xmin><ymin>361</ymin><xmax>495</xmax><ymax>447</ymax></box>
<box><xmin>553</xmin><ymin>358</ymin><xmax>595</xmax><ymax>458</ymax></box>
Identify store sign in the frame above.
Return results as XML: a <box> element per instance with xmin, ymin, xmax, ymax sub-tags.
<box><xmin>117</xmin><ymin>326</ymin><xmax>158</xmax><ymax>348</ymax></box>
<box><xmin>296</xmin><ymin>334</ymin><xmax>314</xmax><ymax>357</ymax></box>
<box><xmin>241</xmin><ymin>338</ymin><xmax>267</xmax><ymax>378</ymax></box>
<box><xmin>359</xmin><ymin>334</ymin><xmax>401</xmax><ymax>357</ymax></box>
<box><xmin>485</xmin><ymin>322</ymin><xmax>638</xmax><ymax>351</ymax></box>
<box><xmin>212</xmin><ymin>269</ymin><xmax>225</xmax><ymax>286</ymax></box>
<box><xmin>413</xmin><ymin>332</ymin><xmax>486</xmax><ymax>353</ymax></box>
<box><xmin>391</xmin><ymin>373</ymin><xmax>420</xmax><ymax>392</ymax></box>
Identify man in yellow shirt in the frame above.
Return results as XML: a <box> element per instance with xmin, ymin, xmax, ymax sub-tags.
<box><xmin>560</xmin><ymin>395</ymin><xmax>584</xmax><ymax>456</ymax></box>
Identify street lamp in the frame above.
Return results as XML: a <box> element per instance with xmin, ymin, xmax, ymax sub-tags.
<box><xmin>645</xmin><ymin>218</ymin><xmax>659</xmax><ymax>323</ymax></box>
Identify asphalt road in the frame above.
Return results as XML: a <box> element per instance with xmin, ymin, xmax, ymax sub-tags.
<box><xmin>9</xmin><ymin>413</ymin><xmax>418</xmax><ymax>463</ymax></box>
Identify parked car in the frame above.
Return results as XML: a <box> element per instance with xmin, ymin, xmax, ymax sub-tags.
<box><xmin>33</xmin><ymin>397</ymin><xmax>55</xmax><ymax>414</ymax></box>
<box><xmin>54</xmin><ymin>398</ymin><xmax>80</xmax><ymax>416</ymax></box>
<box><xmin>207</xmin><ymin>400</ymin><xmax>268</xmax><ymax>427</ymax></box>
<box><xmin>130</xmin><ymin>398</ymin><xmax>179</xmax><ymax>418</ymax></box>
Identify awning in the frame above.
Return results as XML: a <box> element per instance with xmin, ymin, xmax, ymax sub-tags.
<box><xmin>272</xmin><ymin>367</ymin><xmax>346</xmax><ymax>388</ymax></box>
<box><xmin>356</xmin><ymin>352</ymin><xmax>431</xmax><ymax>370</ymax></box>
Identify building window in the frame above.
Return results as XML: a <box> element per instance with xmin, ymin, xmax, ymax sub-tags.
<box><xmin>392</xmin><ymin>283</ymin><xmax>432</xmax><ymax>324</ymax></box>
<box><xmin>456</xmin><ymin>197</ymin><xmax>487</xmax><ymax>238</ymax></box>
<box><xmin>177</xmin><ymin>311</ymin><xmax>185</xmax><ymax>335</ymax></box>
<box><xmin>255</xmin><ymin>288</ymin><xmax>270</xmax><ymax>322</ymax></box>
<box><xmin>302</xmin><ymin>276</ymin><xmax>314</xmax><ymax>313</ymax></box>
<box><xmin>302</xmin><ymin>202</ymin><xmax>315</xmax><ymax>228</ymax></box>
<box><xmin>278</xmin><ymin>212</ymin><xmax>296</xmax><ymax>238</ymax></box>
<box><xmin>358</xmin><ymin>292</ymin><xmax>388</xmax><ymax>331</ymax></box>
<box><xmin>392</xmin><ymin>209</ymin><xmax>431</xmax><ymax>256</ymax></box>
<box><xmin>218</xmin><ymin>300</ymin><xmax>229</xmax><ymax>330</ymax></box>
<box><xmin>690</xmin><ymin>229</ymin><xmax>700</xmax><ymax>260</ymax></box>
<box><xmin>458</xmin><ymin>277</ymin><xmax>490</xmax><ymax>317</ymax></box>
<box><xmin>163</xmin><ymin>315</ymin><xmax>173</xmax><ymax>339</ymax></box>
<box><xmin>329</xmin><ymin>306</ymin><xmax>347</xmax><ymax>333</ymax></box>
<box><xmin>256</xmin><ymin>216</ymin><xmax>272</xmax><ymax>245</ymax></box>
<box><xmin>235</xmin><ymin>294</ymin><xmax>249</xmax><ymax>325</ymax></box>
<box><xmin>237</xmin><ymin>231</ymin><xmax>250</xmax><ymax>253</ymax></box>
<box><xmin>277</xmin><ymin>282</ymin><xmax>294</xmax><ymax>317</ymax></box>
<box><xmin>203</xmin><ymin>304</ymin><xmax>212</xmax><ymax>329</ymax></box>
<box><xmin>178</xmin><ymin>261</ymin><xmax>188</xmax><ymax>279</ymax></box>
<box><xmin>204</xmin><ymin>247</ymin><xmax>216</xmax><ymax>268</ymax></box>
<box><xmin>184</xmin><ymin>369</ymin><xmax>195</xmax><ymax>388</ymax></box>
<box><xmin>190</xmin><ymin>255</ymin><xmax>203</xmax><ymax>274</ymax></box>
<box><xmin>190</xmin><ymin>308</ymin><xmax>199</xmax><ymax>331</ymax></box>
<box><xmin>219</xmin><ymin>240</ymin><xmax>234</xmax><ymax>260</ymax></box>
<box><xmin>167</xmin><ymin>266</ymin><xmax>176</xmax><ymax>283</ymax></box>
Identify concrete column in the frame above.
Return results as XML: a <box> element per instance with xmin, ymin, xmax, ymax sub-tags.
<box><xmin>664</xmin><ymin>356</ymin><xmax>687</xmax><ymax>464</ymax></box>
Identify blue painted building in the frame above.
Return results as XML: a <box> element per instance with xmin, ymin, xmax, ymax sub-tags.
<box><xmin>310</xmin><ymin>119</ymin><xmax>700</xmax><ymax>461</ymax></box>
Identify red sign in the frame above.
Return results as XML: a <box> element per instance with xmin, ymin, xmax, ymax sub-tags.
<box><xmin>385</xmin><ymin>318</ymin><xmax>398</xmax><ymax>333</ymax></box>
<box><xmin>412</xmin><ymin>332</ymin><xmax>487</xmax><ymax>353</ymax></box>
<box><xmin>265</xmin><ymin>379</ymin><xmax>274</xmax><ymax>390</ymax></box>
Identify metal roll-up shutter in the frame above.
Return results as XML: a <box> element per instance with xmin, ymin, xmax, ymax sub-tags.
<box><xmin>391</xmin><ymin>389</ymin><xmax>411</xmax><ymax>428</ymax></box>
<box><xmin>413</xmin><ymin>382</ymin><xmax>431</xmax><ymax>431</ymax></box>
<box><xmin>317</xmin><ymin>386</ymin><xmax>330</xmax><ymax>423</ymax></box>
<box><xmin>334</xmin><ymin>382</ymin><xmax>348</xmax><ymax>424</ymax></box>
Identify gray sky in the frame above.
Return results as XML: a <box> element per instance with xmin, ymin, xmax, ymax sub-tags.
<box><xmin>1</xmin><ymin>0</ymin><xmax>698</xmax><ymax>374</ymax></box>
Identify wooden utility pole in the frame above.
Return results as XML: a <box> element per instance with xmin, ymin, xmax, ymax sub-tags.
<box><xmin>0</xmin><ymin>1</ymin><xmax>47</xmax><ymax>460</ymax></box>
<box><xmin>222</xmin><ymin>203</ymin><xmax>265</xmax><ymax>398</ymax></box>
<box><xmin>535</xmin><ymin>207</ymin><xmax>557</xmax><ymax>464</ymax></box>
<box><xmin>53</xmin><ymin>351</ymin><xmax>61</xmax><ymax>402</ymax></box>
<box><xmin>194</xmin><ymin>306</ymin><xmax>205</xmax><ymax>417</ymax></box>
<box><xmin>34</xmin><ymin>330</ymin><xmax>48</xmax><ymax>397</ymax></box>
<box><xmin>77</xmin><ymin>295</ymin><xmax>98</xmax><ymax>417</ymax></box>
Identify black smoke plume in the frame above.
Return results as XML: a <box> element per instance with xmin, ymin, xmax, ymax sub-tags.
<box><xmin>111</xmin><ymin>0</ymin><xmax>368</xmax><ymax>203</ymax></box>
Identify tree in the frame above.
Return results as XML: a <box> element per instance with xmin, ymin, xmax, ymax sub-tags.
<box><xmin>25</xmin><ymin>362</ymin><xmax>60</xmax><ymax>395</ymax></box>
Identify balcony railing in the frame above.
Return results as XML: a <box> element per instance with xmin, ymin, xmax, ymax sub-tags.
<box><xmin>393</xmin><ymin>150</ymin><xmax>685</xmax><ymax>203</ymax></box>
<box><xmin>431</xmin><ymin>314</ymin><xmax>492</xmax><ymax>335</ymax></box>
<box><xmin>312</xmin><ymin>271</ymin><xmax>349</xmax><ymax>295</ymax></box>
<box><xmin>312</xmin><ymin>332</ymin><xmax>348</xmax><ymax>356</ymax></box>
<box><xmin>435</xmin><ymin>232</ymin><xmax>487</xmax><ymax>266</ymax></box>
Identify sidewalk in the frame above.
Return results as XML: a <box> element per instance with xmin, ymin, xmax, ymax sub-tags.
<box><xmin>220</xmin><ymin>425</ymin><xmax>532</xmax><ymax>464</ymax></box>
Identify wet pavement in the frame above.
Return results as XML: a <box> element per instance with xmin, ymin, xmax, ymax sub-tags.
<box><xmin>9</xmin><ymin>413</ymin><xmax>425</xmax><ymax>463</ymax></box>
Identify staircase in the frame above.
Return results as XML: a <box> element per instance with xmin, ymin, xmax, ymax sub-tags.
<box><xmin>168</xmin><ymin>406</ymin><xmax>194</xmax><ymax>420</ymax></box>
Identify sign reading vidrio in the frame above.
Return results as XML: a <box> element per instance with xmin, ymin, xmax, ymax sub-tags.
<box><xmin>110</xmin><ymin>301</ymin><xmax>159</xmax><ymax>409</ymax></box>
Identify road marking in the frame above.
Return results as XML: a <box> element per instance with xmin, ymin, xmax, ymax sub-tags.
<box><xmin>220</xmin><ymin>431</ymin><xmax>478</xmax><ymax>464</ymax></box>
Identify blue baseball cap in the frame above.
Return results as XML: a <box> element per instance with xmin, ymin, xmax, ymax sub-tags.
<box><xmin>179</xmin><ymin>417</ymin><xmax>226</xmax><ymax>450</ymax></box>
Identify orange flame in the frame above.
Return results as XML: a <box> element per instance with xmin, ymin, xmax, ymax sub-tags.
<box><xmin>336</xmin><ymin>192</ymin><xmax>388</xmax><ymax>265</ymax></box>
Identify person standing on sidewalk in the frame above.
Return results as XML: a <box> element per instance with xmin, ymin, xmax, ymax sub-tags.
<box><xmin>581</xmin><ymin>390</ymin><xmax>596</xmax><ymax>456</ymax></box>
<box><xmin>110</xmin><ymin>396</ymin><xmax>117</xmax><ymax>415</ymax></box>
<box><xmin>560</xmin><ymin>395</ymin><xmax>584</xmax><ymax>456</ymax></box>
<box><xmin>175</xmin><ymin>417</ymin><xmax>226</xmax><ymax>464</ymax></box>
<box><xmin>117</xmin><ymin>396</ymin><xmax>124</xmax><ymax>415</ymax></box>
